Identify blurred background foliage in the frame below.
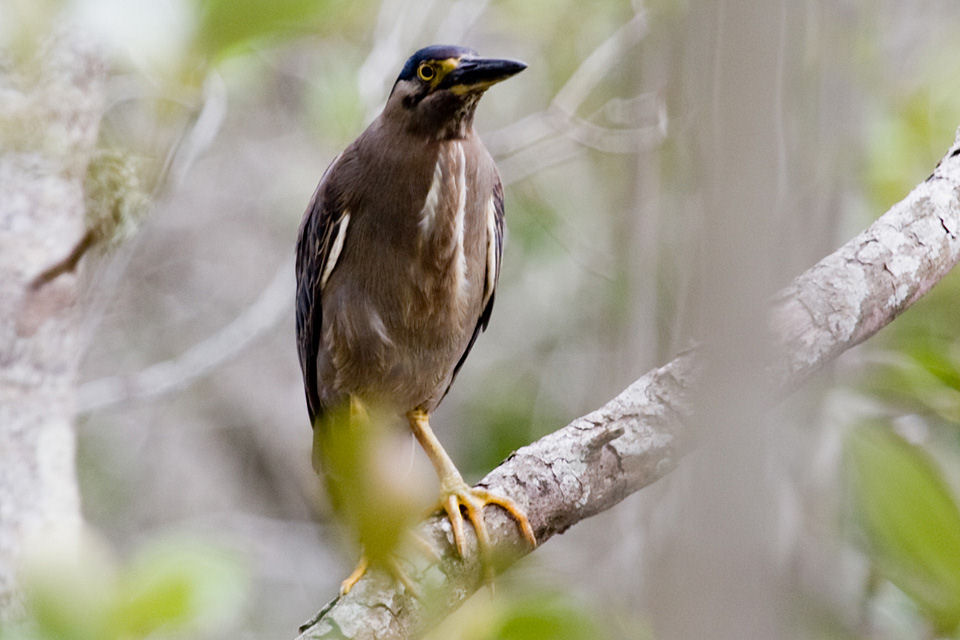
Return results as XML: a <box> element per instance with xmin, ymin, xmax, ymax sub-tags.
<box><xmin>0</xmin><ymin>536</ymin><xmax>245</xmax><ymax>640</ymax></box>
<box><xmin>4</xmin><ymin>0</ymin><xmax>960</xmax><ymax>638</ymax></box>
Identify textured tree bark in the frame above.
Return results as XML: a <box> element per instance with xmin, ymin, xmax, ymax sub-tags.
<box><xmin>0</xmin><ymin>34</ymin><xmax>105</xmax><ymax>617</ymax></box>
<box><xmin>297</xmin><ymin>131</ymin><xmax>960</xmax><ymax>640</ymax></box>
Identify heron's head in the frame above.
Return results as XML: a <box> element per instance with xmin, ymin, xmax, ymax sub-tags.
<box><xmin>384</xmin><ymin>44</ymin><xmax>526</xmax><ymax>139</ymax></box>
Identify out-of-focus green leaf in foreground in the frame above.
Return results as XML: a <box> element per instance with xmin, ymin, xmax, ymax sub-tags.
<box><xmin>426</xmin><ymin>587</ymin><xmax>626</xmax><ymax>640</ymax></box>
<box><xmin>191</xmin><ymin>0</ymin><xmax>364</xmax><ymax>62</ymax></box>
<box><xmin>863</xmin><ymin>44</ymin><xmax>960</xmax><ymax>214</ymax></box>
<box><xmin>845</xmin><ymin>423</ymin><xmax>960</xmax><ymax>634</ymax></box>
<box><xmin>313</xmin><ymin>400</ymin><xmax>434</xmax><ymax>571</ymax></box>
<box><xmin>0</xmin><ymin>536</ymin><xmax>246</xmax><ymax>640</ymax></box>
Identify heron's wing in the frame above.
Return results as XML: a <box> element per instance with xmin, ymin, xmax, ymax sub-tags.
<box><xmin>296</xmin><ymin>156</ymin><xmax>350</xmax><ymax>425</ymax></box>
<box><xmin>445</xmin><ymin>178</ymin><xmax>505</xmax><ymax>396</ymax></box>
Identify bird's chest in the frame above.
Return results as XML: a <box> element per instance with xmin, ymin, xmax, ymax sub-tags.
<box><xmin>330</xmin><ymin>141</ymin><xmax>484</xmax><ymax>356</ymax></box>
<box><xmin>321</xmin><ymin>141</ymin><xmax>486</xmax><ymax>407</ymax></box>
<box><xmin>404</xmin><ymin>141</ymin><xmax>479</xmax><ymax>325</ymax></box>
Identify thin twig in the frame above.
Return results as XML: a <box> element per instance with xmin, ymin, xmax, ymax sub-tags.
<box><xmin>77</xmin><ymin>257</ymin><xmax>294</xmax><ymax>413</ymax></box>
<box><xmin>29</xmin><ymin>230</ymin><xmax>95</xmax><ymax>291</ymax></box>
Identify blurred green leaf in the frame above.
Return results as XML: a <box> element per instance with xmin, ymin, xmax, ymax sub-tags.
<box><xmin>859</xmin><ymin>351</ymin><xmax>960</xmax><ymax>425</ymax></box>
<box><xmin>112</xmin><ymin>540</ymin><xmax>247</xmax><ymax>637</ymax></box>
<box><xmin>864</xmin><ymin>48</ymin><xmax>960</xmax><ymax>212</ymax></box>
<box><xmin>13</xmin><ymin>535</ymin><xmax>246</xmax><ymax>640</ymax></box>
<box><xmin>22</xmin><ymin>539</ymin><xmax>117</xmax><ymax>640</ymax></box>
<box><xmin>492</xmin><ymin>593</ymin><xmax>606</xmax><ymax>640</ymax></box>
<box><xmin>860</xmin><ymin>271</ymin><xmax>960</xmax><ymax>424</ymax></box>
<box><xmin>314</xmin><ymin>400</ymin><xmax>432</xmax><ymax>565</ymax></box>
<box><xmin>192</xmin><ymin>0</ymin><xmax>331</xmax><ymax>60</ymax></box>
<box><xmin>427</xmin><ymin>588</ymin><xmax>614</xmax><ymax>640</ymax></box>
<box><xmin>846</xmin><ymin>423</ymin><xmax>960</xmax><ymax>633</ymax></box>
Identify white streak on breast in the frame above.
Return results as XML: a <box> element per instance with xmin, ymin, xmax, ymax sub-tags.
<box><xmin>418</xmin><ymin>159</ymin><xmax>444</xmax><ymax>234</ymax></box>
<box><xmin>366</xmin><ymin>304</ymin><xmax>395</xmax><ymax>349</ymax></box>
<box><xmin>483</xmin><ymin>195</ymin><xmax>498</xmax><ymax>308</ymax></box>
<box><xmin>320</xmin><ymin>211</ymin><xmax>350</xmax><ymax>290</ymax></box>
<box><xmin>453</xmin><ymin>142</ymin><xmax>468</xmax><ymax>296</ymax></box>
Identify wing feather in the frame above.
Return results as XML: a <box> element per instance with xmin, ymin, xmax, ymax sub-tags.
<box><xmin>444</xmin><ymin>179</ymin><xmax>505</xmax><ymax>396</ymax></box>
<box><xmin>296</xmin><ymin>156</ymin><xmax>349</xmax><ymax>425</ymax></box>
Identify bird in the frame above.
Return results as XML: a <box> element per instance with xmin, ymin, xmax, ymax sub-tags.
<box><xmin>295</xmin><ymin>44</ymin><xmax>536</xmax><ymax>594</ymax></box>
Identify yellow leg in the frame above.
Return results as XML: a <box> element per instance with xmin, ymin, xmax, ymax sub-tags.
<box><xmin>406</xmin><ymin>409</ymin><xmax>537</xmax><ymax>566</ymax></box>
<box><xmin>340</xmin><ymin>555</ymin><xmax>369</xmax><ymax>595</ymax></box>
<box><xmin>339</xmin><ymin>552</ymin><xmax>422</xmax><ymax>598</ymax></box>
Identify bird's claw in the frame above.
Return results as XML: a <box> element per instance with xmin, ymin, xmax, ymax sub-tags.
<box><xmin>339</xmin><ymin>556</ymin><xmax>369</xmax><ymax>596</ymax></box>
<box><xmin>339</xmin><ymin>549</ymin><xmax>424</xmax><ymax>599</ymax></box>
<box><xmin>438</xmin><ymin>480</ymin><xmax>537</xmax><ymax>583</ymax></box>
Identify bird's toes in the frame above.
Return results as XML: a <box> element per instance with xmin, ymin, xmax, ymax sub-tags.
<box><xmin>437</xmin><ymin>483</ymin><xmax>536</xmax><ymax>570</ymax></box>
<box><xmin>470</xmin><ymin>487</ymin><xmax>537</xmax><ymax>548</ymax></box>
<box><xmin>441</xmin><ymin>492</ymin><xmax>469</xmax><ymax>556</ymax></box>
<box><xmin>340</xmin><ymin>552</ymin><xmax>422</xmax><ymax>599</ymax></box>
<box><xmin>339</xmin><ymin>556</ymin><xmax>369</xmax><ymax>595</ymax></box>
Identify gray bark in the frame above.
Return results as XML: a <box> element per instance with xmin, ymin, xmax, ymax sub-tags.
<box><xmin>297</xmin><ymin>131</ymin><xmax>960</xmax><ymax>639</ymax></box>
<box><xmin>0</xmin><ymin>34</ymin><xmax>105</xmax><ymax>616</ymax></box>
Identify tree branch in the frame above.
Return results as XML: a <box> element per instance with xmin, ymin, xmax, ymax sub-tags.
<box><xmin>0</xmin><ymin>31</ymin><xmax>105</xmax><ymax>617</ymax></box>
<box><xmin>296</xmin><ymin>131</ymin><xmax>960</xmax><ymax>640</ymax></box>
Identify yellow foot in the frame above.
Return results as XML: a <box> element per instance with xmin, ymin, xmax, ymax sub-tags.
<box><xmin>405</xmin><ymin>408</ymin><xmax>536</xmax><ymax>581</ymax></box>
<box><xmin>339</xmin><ymin>556</ymin><xmax>368</xmax><ymax>595</ymax></box>
<box><xmin>438</xmin><ymin>478</ymin><xmax>537</xmax><ymax>570</ymax></box>
<box><xmin>340</xmin><ymin>553</ymin><xmax>422</xmax><ymax>598</ymax></box>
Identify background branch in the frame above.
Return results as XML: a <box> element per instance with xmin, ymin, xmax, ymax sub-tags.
<box><xmin>0</xmin><ymin>31</ymin><xmax>105</xmax><ymax>617</ymax></box>
<box><xmin>297</xmin><ymin>129</ymin><xmax>960</xmax><ymax>640</ymax></box>
<box><xmin>77</xmin><ymin>257</ymin><xmax>293</xmax><ymax>413</ymax></box>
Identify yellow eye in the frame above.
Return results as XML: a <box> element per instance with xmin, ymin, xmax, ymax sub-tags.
<box><xmin>417</xmin><ymin>63</ymin><xmax>435</xmax><ymax>82</ymax></box>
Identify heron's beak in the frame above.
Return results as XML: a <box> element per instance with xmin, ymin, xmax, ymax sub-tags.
<box><xmin>443</xmin><ymin>57</ymin><xmax>527</xmax><ymax>93</ymax></box>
